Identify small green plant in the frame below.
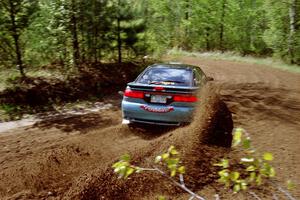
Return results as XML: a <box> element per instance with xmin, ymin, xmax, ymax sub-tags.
<box><xmin>113</xmin><ymin>129</ymin><xmax>296</xmax><ymax>199</ymax></box>
<box><xmin>112</xmin><ymin>154</ymin><xmax>137</xmax><ymax>179</ymax></box>
<box><xmin>214</xmin><ymin>128</ymin><xmax>296</xmax><ymax>200</ymax></box>
<box><xmin>113</xmin><ymin>145</ymin><xmax>205</xmax><ymax>200</ymax></box>
<box><xmin>287</xmin><ymin>180</ymin><xmax>295</xmax><ymax>190</ymax></box>
<box><xmin>154</xmin><ymin>145</ymin><xmax>186</xmax><ymax>177</ymax></box>
<box><xmin>214</xmin><ymin>128</ymin><xmax>276</xmax><ymax>193</ymax></box>
<box><xmin>0</xmin><ymin>104</ymin><xmax>23</xmax><ymax>121</ymax></box>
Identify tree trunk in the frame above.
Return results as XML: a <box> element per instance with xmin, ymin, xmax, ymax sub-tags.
<box><xmin>143</xmin><ymin>0</ymin><xmax>148</xmax><ymax>55</ymax></box>
<box><xmin>117</xmin><ymin>16</ymin><xmax>122</xmax><ymax>63</ymax></box>
<box><xmin>9</xmin><ymin>0</ymin><xmax>25</xmax><ymax>77</ymax></box>
<box><xmin>70</xmin><ymin>0</ymin><xmax>80</xmax><ymax>68</ymax></box>
<box><xmin>80</xmin><ymin>27</ymin><xmax>85</xmax><ymax>63</ymax></box>
<box><xmin>93</xmin><ymin>0</ymin><xmax>99</xmax><ymax>63</ymax></box>
<box><xmin>94</xmin><ymin>26</ymin><xmax>98</xmax><ymax>63</ymax></box>
<box><xmin>183</xmin><ymin>0</ymin><xmax>190</xmax><ymax>50</ymax></box>
<box><xmin>116</xmin><ymin>0</ymin><xmax>122</xmax><ymax>63</ymax></box>
<box><xmin>219</xmin><ymin>0</ymin><xmax>226</xmax><ymax>52</ymax></box>
<box><xmin>13</xmin><ymin>34</ymin><xmax>25</xmax><ymax>77</ymax></box>
<box><xmin>185</xmin><ymin>0</ymin><xmax>189</xmax><ymax>21</ymax></box>
<box><xmin>288</xmin><ymin>0</ymin><xmax>296</xmax><ymax>64</ymax></box>
<box><xmin>205</xmin><ymin>27</ymin><xmax>210</xmax><ymax>51</ymax></box>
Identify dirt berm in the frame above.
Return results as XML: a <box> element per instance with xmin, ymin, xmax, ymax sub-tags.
<box><xmin>63</xmin><ymin>84</ymin><xmax>233</xmax><ymax>200</ymax></box>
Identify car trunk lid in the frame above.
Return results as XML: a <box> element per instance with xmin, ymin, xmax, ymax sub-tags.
<box><xmin>125</xmin><ymin>82</ymin><xmax>198</xmax><ymax>105</ymax></box>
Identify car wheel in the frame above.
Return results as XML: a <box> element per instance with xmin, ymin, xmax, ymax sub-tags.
<box><xmin>128</xmin><ymin>123</ymin><xmax>137</xmax><ymax>129</ymax></box>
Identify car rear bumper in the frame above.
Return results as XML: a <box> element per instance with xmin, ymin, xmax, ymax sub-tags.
<box><xmin>122</xmin><ymin>101</ymin><xmax>194</xmax><ymax>126</ymax></box>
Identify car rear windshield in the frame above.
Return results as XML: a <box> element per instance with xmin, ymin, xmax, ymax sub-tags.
<box><xmin>136</xmin><ymin>67</ymin><xmax>192</xmax><ymax>86</ymax></box>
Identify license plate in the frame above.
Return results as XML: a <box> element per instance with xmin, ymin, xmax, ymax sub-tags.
<box><xmin>150</xmin><ymin>95</ymin><xmax>167</xmax><ymax>103</ymax></box>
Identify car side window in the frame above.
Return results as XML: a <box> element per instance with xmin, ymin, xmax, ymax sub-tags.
<box><xmin>196</xmin><ymin>68</ymin><xmax>208</xmax><ymax>83</ymax></box>
<box><xmin>193</xmin><ymin>69</ymin><xmax>202</xmax><ymax>86</ymax></box>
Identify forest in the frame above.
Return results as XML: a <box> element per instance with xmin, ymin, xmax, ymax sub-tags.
<box><xmin>0</xmin><ymin>0</ymin><xmax>300</xmax><ymax>78</ymax></box>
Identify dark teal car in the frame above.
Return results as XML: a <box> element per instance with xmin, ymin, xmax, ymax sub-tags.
<box><xmin>121</xmin><ymin>63</ymin><xmax>211</xmax><ymax>126</ymax></box>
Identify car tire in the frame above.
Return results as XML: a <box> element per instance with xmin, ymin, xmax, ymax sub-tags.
<box><xmin>128</xmin><ymin>123</ymin><xmax>137</xmax><ymax>129</ymax></box>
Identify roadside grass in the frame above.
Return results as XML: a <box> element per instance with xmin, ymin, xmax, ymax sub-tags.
<box><xmin>0</xmin><ymin>68</ymin><xmax>18</xmax><ymax>91</ymax></box>
<box><xmin>0</xmin><ymin>60</ymin><xmax>153</xmax><ymax>123</ymax></box>
<box><xmin>167</xmin><ymin>49</ymin><xmax>300</xmax><ymax>74</ymax></box>
<box><xmin>0</xmin><ymin>67</ymin><xmax>66</xmax><ymax>92</ymax></box>
<box><xmin>0</xmin><ymin>66</ymin><xmax>68</xmax><ymax>121</ymax></box>
<box><xmin>0</xmin><ymin>103</ymin><xmax>26</xmax><ymax>122</ymax></box>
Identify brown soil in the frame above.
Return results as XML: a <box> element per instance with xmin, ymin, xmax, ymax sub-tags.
<box><xmin>1</xmin><ymin>57</ymin><xmax>300</xmax><ymax>199</ymax></box>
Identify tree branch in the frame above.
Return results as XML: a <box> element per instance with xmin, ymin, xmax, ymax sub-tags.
<box><xmin>269</xmin><ymin>181</ymin><xmax>296</xmax><ymax>200</ymax></box>
<box><xmin>248</xmin><ymin>191</ymin><xmax>262</xmax><ymax>200</ymax></box>
<box><xmin>139</xmin><ymin>167</ymin><xmax>205</xmax><ymax>200</ymax></box>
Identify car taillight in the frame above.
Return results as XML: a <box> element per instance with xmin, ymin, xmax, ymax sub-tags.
<box><xmin>173</xmin><ymin>95</ymin><xmax>197</xmax><ymax>102</ymax></box>
<box><xmin>124</xmin><ymin>89</ymin><xmax>144</xmax><ymax>99</ymax></box>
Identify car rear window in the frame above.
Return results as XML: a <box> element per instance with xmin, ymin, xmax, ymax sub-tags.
<box><xmin>137</xmin><ymin>67</ymin><xmax>192</xmax><ymax>86</ymax></box>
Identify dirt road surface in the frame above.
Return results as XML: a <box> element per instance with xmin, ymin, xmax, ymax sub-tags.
<box><xmin>0</xmin><ymin>56</ymin><xmax>299</xmax><ymax>199</ymax></box>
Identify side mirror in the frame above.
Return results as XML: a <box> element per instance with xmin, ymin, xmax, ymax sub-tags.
<box><xmin>206</xmin><ymin>76</ymin><xmax>214</xmax><ymax>81</ymax></box>
<box><xmin>118</xmin><ymin>91</ymin><xmax>124</xmax><ymax>96</ymax></box>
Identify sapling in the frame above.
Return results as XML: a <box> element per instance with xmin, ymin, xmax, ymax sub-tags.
<box><xmin>112</xmin><ymin>145</ymin><xmax>206</xmax><ymax>200</ymax></box>
<box><xmin>112</xmin><ymin>128</ymin><xmax>296</xmax><ymax>199</ymax></box>
<box><xmin>214</xmin><ymin>128</ymin><xmax>296</xmax><ymax>199</ymax></box>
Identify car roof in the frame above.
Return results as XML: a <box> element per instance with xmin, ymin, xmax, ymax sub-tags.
<box><xmin>150</xmin><ymin>63</ymin><xmax>200</xmax><ymax>70</ymax></box>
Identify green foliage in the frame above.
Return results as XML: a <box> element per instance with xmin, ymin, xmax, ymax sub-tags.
<box><xmin>146</xmin><ymin>0</ymin><xmax>300</xmax><ymax>63</ymax></box>
<box><xmin>1</xmin><ymin>0</ymin><xmax>300</xmax><ymax>74</ymax></box>
<box><xmin>214</xmin><ymin>128</ymin><xmax>276</xmax><ymax>193</ymax></box>
<box><xmin>155</xmin><ymin>145</ymin><xmax>186</xmax><ymax>177</ymax></box>
<box><xmin>0</xmin><ymin>103</ymin><xmax>23</xmax><ymax>121</ymax></box>
<box><xmin>112</xmin><ymin>154</ymin><xmax>137</xmax><ymax>179</ymax></box>
<box><xmin>158</xmin><ymin>195</ymin><xmax>167</xmax><ymax>200</ymax></box>
<box><xmin>287</xmin><ymin>180</ymin><xmax>295</xmax><ymax>190</ymax></box>
<box><xmin>213</xmin><ymin>159</ymin><xmax>229</xmax><ymax>168</ymax></box>
<box><xmin>112</xmin><ymin>146</ymin><xmax>191</xmax><ymax>199</ymax></box>
<box><xmin>113</xmin><ymin>145</ymin><xmax>186</xmax><ymax>180</ymax></box>
<box><xmin>113</xmin><ymin>139</ymin><xmax>294</xmax><ymax>199</ymax></box>
<box><xmin>0</xmin><ymin>0</ymin><xmax>39</xmax><ymax>75</ymax></box>
<box><xmin>263</xmin><ymin>0</ymin><xmax>300</xmax><ymax>64</ymax></box>
<box><xmin>0</xmin><ymin>104</ymin><xmax>18</xmax><ymax>114</ymax></box>
<box><xmin>109</xmin><ymin>0</ymin><xmax>146</xmax><ymax>61</ymax></box>
<box><xmin>232</xmin><ymin>128</ymin><xmax>243</xmax><ymax>147</ymax></box>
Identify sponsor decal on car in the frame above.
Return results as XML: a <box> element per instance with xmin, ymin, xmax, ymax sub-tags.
<box><xmin>140</xmin><ymin>105</ymin><xmax>174</xmax><ymax>113</ymax></box>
